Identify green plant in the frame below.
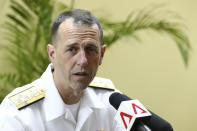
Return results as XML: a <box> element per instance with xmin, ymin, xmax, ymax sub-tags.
<box><xmin>0</xmin><ymin>0</ymin><xmax>191</xmax><ymax>102</ymax></box>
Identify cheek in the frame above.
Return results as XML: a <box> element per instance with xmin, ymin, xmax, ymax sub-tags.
<box><xmin>64</xmin><ymin>57</ymin><xmax>79</xmax><ymax>75</ymax></box>
<box><xmin>89</xmin><ymin>57</ymin><xmax>100</xmax><ymax>69</ymax></box>
<box><xmin>55</xmin><ymin>53</ymin><xmax>71</xmax><ymax>71</ymax></box>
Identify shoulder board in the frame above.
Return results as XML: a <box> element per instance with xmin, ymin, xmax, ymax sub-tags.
<box><xmin>88</xmin><ymin>77</ymin><xmax>115</xmax><ymax>91</ymax></box>
<box><xmin>9</xmin><ymin>86</ymin><xmax>45</xmax><ymax>110</ymax></box>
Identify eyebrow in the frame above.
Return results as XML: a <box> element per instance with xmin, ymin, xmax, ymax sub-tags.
<box><xmin>86</xmin><ymin>43</ymin><xmax>99</xmax><ymax>48</ymax></box>
<box><xmin>66</xmin><ymin>42</ymin><xmax>99</xmax><ymax>49</ymax></box>
<box><xmin>66</xmin><ymin>42</ymin><xmax>79</xmax><ymax>48</ymax></box>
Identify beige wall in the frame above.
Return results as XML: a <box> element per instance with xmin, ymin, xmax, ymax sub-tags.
<box><xmin>1</xmin><ymin>0</ymin><xmax>197</xmax><ymax>130</ymax></box>
<box><xmin>77</xmin><ymin>0</ymin><xmax>197</xmax><ymax>130</ymax></box>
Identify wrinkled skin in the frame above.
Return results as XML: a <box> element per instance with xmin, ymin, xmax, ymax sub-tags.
<box><xmin>47</xmin><ymin>18</ymin><xmax>106</xmax><ymax>104</ymax></box>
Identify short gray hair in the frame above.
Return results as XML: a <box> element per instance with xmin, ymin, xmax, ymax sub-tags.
<box><xmin>51</xmin><ymin>9</ymin><xmax>103</xmax><ymax>45</ymax></box>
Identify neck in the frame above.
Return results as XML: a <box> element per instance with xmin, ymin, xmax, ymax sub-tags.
<box><xmin>53</xmin><ymin>72</ymin><xmax>84</xmax><ymax>105</ymax></box>
<box><xmin>58</xmin><ymin>86</ymin><xmax>83</xmax><ymax>104</ymax></box>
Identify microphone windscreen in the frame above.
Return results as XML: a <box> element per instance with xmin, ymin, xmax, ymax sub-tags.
<box><xmin>109</xmin><ymin>92</ymin><xmax>131</xmax><ymax>110</ymax></box>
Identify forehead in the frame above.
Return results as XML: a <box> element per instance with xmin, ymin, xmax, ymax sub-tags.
<box><xmin>57</xmin><ymin>18</ymin><xmax>100</xmax><ymax>43</ymax></box>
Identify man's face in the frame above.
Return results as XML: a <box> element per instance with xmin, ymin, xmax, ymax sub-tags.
<box><xmin>48</xmin><ymin>18</ymin><xmax>106</xmax><ymax>93</ymax></box>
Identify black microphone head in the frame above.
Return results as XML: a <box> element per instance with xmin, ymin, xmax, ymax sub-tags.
<box><xmin>109</xmin><ymin>92</ymin><xmax>174</xmax><ymax>131</ymax></box>
<box><xmin>109</xmin><ymin>92</ymin><xmax>131</xmax><ymax>110</ymax></box>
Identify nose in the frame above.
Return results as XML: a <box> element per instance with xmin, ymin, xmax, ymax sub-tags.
<box><xmin>77</xmin><ymin>50</ymin><xmax>88</xmax><ymax>66</ymax></box>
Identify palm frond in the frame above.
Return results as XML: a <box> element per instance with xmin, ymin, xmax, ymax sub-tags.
<box><xmin>0</xmin><ymin>73</ymin><xmax>19</xmax><ymax>101</ymax></box>
<box><xmin>100</xmin><ymin>5</ymin><xmax>191</xmax><ymax>66</ymax></box>
<box><xmin>0</xmin><ymin>1</ymin><xmax>191</xmax><ymax>102</ymax></box>
<box><xmin>6</xmin><ymin>14</ymin><xmax>29</xmax><ymax>30</ymax></box>
<box><xmin>10</xmin><ymin>0</ymin><xmax>33</xmax><ymax>22</ymax></box>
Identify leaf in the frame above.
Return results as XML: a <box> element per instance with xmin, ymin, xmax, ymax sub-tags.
<box><xmin>7</xmin><ymin>14</ymin><xmax>28</xmax><ymax>30</ymax></box>
<box><xmin>0</xmin><ymin>1</ymin><xmax>191</xmax><ymax>102</ymax></box>
<box><xmin>100</xmin><ymin>4</ymin><xmax>191</xmax><ymax>66</ymax></box>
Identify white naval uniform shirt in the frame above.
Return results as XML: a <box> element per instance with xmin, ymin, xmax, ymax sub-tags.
<box><xmin>0</xmin><ymin>64</ymin><xmax>124</xmax><ymax>131</ymax></box>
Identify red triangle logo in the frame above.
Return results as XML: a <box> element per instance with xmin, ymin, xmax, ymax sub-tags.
<box><xmin>120</xmin><ymin>112</ymin><xmax>133</xmax><ymax>129</ymax></box>
<box><xmin>132</xmin><ymin>103</ymin><xmax>147</xmax><ymax>114</ymax></box>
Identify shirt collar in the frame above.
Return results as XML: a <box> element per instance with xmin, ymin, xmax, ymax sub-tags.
<box><xmin>40</xmin><ymin>64</ymin><xmax>105</xmax><ymax>122</ymax></box>
<box><xmin>40</xmin><ymin>64</ymin><xmax>65</xmax><ymax>122</ymax></box>
<box><xmin>81</xmin><ymin>88</ymin><xmax>105</xmax><ymax>109</ymax></box>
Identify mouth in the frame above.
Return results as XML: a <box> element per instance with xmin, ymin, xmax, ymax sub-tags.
<box><xmin>73</xmin><ymin>72</ymin><xmax>89</xmax><ymax>78</ymax></box>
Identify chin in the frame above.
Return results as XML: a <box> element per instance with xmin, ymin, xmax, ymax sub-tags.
<box><xmin>74</xmin><ymin>81</ymin><xmax>89</xmax><ymax>90</ymax></box>
<box><xmin>71</xmin><ymin>85</ymin><xmax>86</xmax><ymax>96</ymax></box>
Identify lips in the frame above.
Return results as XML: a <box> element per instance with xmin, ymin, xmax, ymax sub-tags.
<box><xmin>73</xmin><ymin>72</ymin><xmax>89</xmax><ymax>79</ymax></box>
<box><xmin>74</xmin><ymin>72</ymin><xmax>88</xmax><ymax>76</ymax></box>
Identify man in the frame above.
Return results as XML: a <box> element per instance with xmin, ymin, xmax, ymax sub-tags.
<box><xmin>0</xmin><ymin>9</ymin><xmax>124</xmax><ymax>131</ymax></box>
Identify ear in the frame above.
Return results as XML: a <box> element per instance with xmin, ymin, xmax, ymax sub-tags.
<box><xmin>99</xmin><ymin>44</ymin><xmax>106</xmax><ymax>65</ymax></box>
<box><xmin>47</xmin><ymin>44</ymin><xmax>56</xmax><ymax>63</ymax></box>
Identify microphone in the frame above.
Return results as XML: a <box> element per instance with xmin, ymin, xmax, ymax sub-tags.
<box><xmin>109</xmin><ymin>92</ymin><xmax>173</xmax><ymax>131</ymax></box>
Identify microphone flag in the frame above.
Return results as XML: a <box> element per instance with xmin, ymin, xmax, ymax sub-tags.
<box><xmin>114</xmin><ymin>99</ymin><xmax>151</xmax><ymax>131</ymax></box>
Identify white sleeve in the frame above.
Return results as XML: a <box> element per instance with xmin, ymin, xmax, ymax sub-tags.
<box><xmin>0</xmin><ymin>105</ymin><xmax>27</xmax><ymax>131</ymax></box>
<box><xmin>0</xmin><ymin>97</ymin><xmax>30</xmax><ymax>131</ymax></box>
<box><xmin>112</xmin><ymin>120</ymin><xmax>125</xmax><ymax>131</ymax></box>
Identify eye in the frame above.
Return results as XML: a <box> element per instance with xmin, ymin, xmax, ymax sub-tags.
<box><xmin>87</xmin><ymin>47</ymin><xmax>96</xmax><ymax>52</ymax></box>
<box><xmin>66</xmin><ymin>46</ymin><xmax>78</xmax><ymax>55</ymax></box>
<box><xmin>68</xmin><ymin>47</ymin><xmax>75</xmax><ymax>52</ymax></box>
<box><xmin>86</xmin><ymin>45</ymin><xmax>99</xmax><ymax>56</ymax></box>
